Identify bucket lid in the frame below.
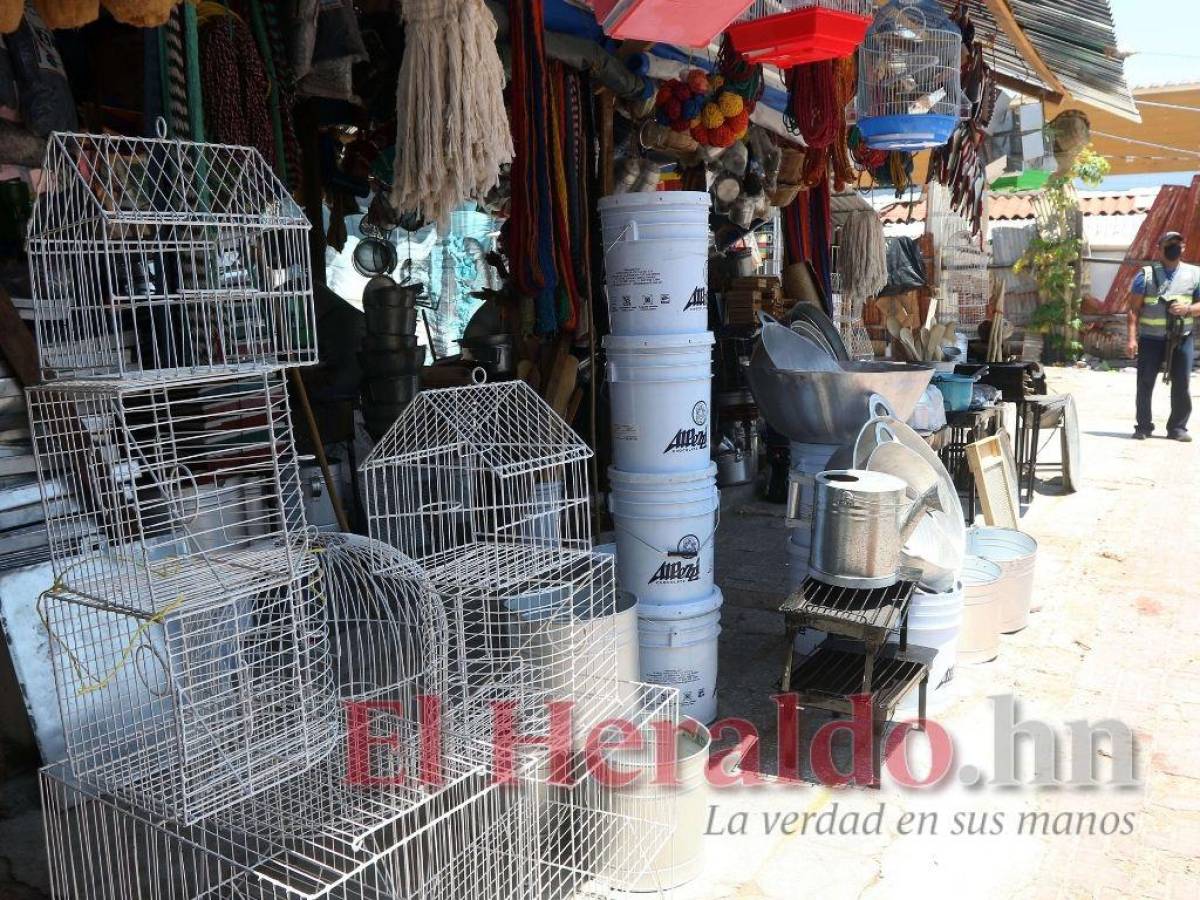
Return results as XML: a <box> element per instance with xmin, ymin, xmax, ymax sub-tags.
<box><xmin>604</xmin><ymin>332</ymin><xmax>716</xmax><ymax>352</ymax></box>
<box><xmin>817</xmin><ymin>469</ymin><xmax>907</xmax><ymax>494</ymax></box>
<box><xmin>608</xmin><ymin>464</ymin><xmax>718</xmax><ymax>489</ymax></box>
<box><xmin>599</xmin><ymin>191</ymin><xmax>712</xmax><ymax>211</ymax></box>
<box><xmin>638</xmin><ymin>585</ymin><xmax>723</xmax><ymax>620</ymax></box>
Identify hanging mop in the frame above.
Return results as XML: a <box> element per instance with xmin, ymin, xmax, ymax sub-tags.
<box><xmin>390</xmin><ymin>0</ymin><xmax>513</xmax><ymax>229</ymax></box>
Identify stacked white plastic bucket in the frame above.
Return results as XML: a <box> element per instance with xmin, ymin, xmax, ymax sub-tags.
<box><xmin>602</xmin><ymin>191</ymin><xmax>720</xmax><ymax>724</ymax></box>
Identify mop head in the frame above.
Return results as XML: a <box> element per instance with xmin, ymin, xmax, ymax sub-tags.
<box><xmin>390</xmin><ymin>0</ymin><xmax>513</xmax><ymax>229</ymax></box>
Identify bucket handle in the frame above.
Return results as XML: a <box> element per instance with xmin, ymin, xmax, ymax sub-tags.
<box><xmin>709</xmin><ymin>734</ymin><xmax>758</xmax><ymax>782</ymax></box>
<box><xmin>610</xmin><ymin>496</ymin><xmax>721</xmax><ymax>557</ymax></box>
<box><xmin>604</xmin><ymin>221</ymin><xmax>639</xmax><ymax>256</ymax></box>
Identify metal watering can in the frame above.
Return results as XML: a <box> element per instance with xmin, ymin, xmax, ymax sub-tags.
<box><xmin>808</xmin><ymin>469</ymin><xmax>937</xmax><ymax>589</ymax></box>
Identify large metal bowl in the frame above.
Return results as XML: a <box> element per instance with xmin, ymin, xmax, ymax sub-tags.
<box><xmin>747</xmin><ymin>357</ymin><xmax>935</xmax><ymax>445</ymax></box>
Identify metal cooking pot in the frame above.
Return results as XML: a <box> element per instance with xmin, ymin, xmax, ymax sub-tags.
<box><xmin>459</xmin><ymin>334</ymin><xmax>516</xmax><ymax>377</ymax></box>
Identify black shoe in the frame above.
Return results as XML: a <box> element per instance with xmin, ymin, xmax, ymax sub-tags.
<box><xmin>1169</xmin><ymin>431</ymin><xmax>1193</xmax><ymax>442</ymax></box>
<box><xmin>1132</xmin><ymin>432</ymin><xmax>1148</xmax><ymax>440</ymax></box>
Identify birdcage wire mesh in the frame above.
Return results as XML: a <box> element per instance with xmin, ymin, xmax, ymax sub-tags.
<box><xmin>856</xmin><ymin>0</ymin><xmax>963</xmax><ymax>120</ymax></box>
<box><xmin>28</xmin><ymin>130</ymin><xmax>317</xmax><ymax>381</ymax></box>
<box><xmin>40</xmin><ymin>531</ymin><xmax>681</xmax><ymax>899</ymax></box>
<box><xmin>361</xmin><ymin>382</ymin><xmax>594</xmax><ymax>574</ymax></box>
<box><xmin>41</xmin><ymin>758</ymin><xmax>543</xmax><ymax>900</ymax></box>
<box><xmin>41</xmin><ymin>552</ymin><xmax>339</xmax><ymax>825</ymax></box>
<box><xmin>941</xmin><ymin>231</ymin><xmax>989</xmax><ymax>327</ymax></box>
<box><xmin>28</xmin><ymin>369</ymin><xmax>308</xmax><ymax>617</ymax></box>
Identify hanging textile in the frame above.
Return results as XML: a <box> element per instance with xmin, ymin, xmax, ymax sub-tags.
<box><xmin>506</xmin><ymin>0</ymin><xmax>557</xmax><ymax>333</ymax></box>
<box><xmin>390</xmin><ymin>0</ymin><xmax>512</xmax><ymax>229</ymax></box>
<box><xmin>781</xmin><ymin>176</ymin><xmax>833</xmax><ymax>315</ymax></box>
<box><xmin>199</xmin><ymin>11</ymin><xmax>275</xmax><ymax>164</ymax></box>
<box><xmin>102</xmin><ymin>0</ymin><xmax>179</xmax><ymax>28</ymax></box>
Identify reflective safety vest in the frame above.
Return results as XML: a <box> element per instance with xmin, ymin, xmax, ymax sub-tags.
<box><xmin>1138</xmin><ymin>262</ymin><xmax>1200</xmax><ymax>338</ymax></box>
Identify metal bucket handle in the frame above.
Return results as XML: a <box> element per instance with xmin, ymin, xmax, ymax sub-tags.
<box><xmin>604</xmin><ymin>220</ymin><xmax>639</xmax><ymax>255</ymax></box>
<box><xmin>610</xmin><ymin>498</ymin><xmax>721</xmax><ymax>557</ymax></box>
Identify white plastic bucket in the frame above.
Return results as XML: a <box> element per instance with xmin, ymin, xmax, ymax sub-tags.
<box><xmin>960</xmin><ymin>556</ymin><xmax>1003</xmax><ymax>665</ymax></box>
<box><xmin>604</xmin><ymin>237</ymin><xmax>709</xmax><ymax>336</ymax></box>
<box><xmin>610</xmin><ymin>467</ymin><xmax>718</xmax><ymax>605</ymax></box>
<box><xmin>638</xmin><ymin>588</ymin><xmax>722</xmax><ymax>723</ymax></box>
<box><xmin>966</xmin><ymin>527</ymin><xmax>1038</xmax><ymax>633</ymax></box>
<box><xmin>602</xmin><ymin>722</ymin><xmax>712</xmax><ymax>891</ymax></box>
<box><xmin>888</xmin><ymin>580</ymin><xmax>963</xmax><ymax>709</ymax></box>
<box><xmin>599</xmin><ymin>190</ymin><xmax>712</xmax><ymax>249</ymax></box>
<box><xmin>787</xmin><ymin>441</ymin><xmax>839</xmax><ymax>528</ymax></box>
<box><xmin>606</xmin><ymin>333</ymin><xmax>714</xmax><ymax>474</ymax></box>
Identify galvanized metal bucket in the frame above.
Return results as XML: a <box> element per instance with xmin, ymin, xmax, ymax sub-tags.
<box><xmin>809</xmin><ymin>469</ymin><xmax>909</xmax><ymax>589</ymax></box>
<box><xmin>966</xmin><ymin>527</ymin><xmax>1038</xmax><ymax>633</ymax></box>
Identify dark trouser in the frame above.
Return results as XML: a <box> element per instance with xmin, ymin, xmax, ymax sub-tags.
<box><xmin>1136</xmin><ymin>333</ymin><xmax>1194</xmax><ymax>435</ymax></box>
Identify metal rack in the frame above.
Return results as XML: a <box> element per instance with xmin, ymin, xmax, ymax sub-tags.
<box><xmin>780</xmin><ymin>576</ymin><xmax>929</xmax><ymax>787</ymax></box>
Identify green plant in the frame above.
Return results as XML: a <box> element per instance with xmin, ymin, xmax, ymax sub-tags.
<box><xmin>1014</xmin><ymin>145</ymin><xmax>1110</xmax><ymax>361</ymax></box>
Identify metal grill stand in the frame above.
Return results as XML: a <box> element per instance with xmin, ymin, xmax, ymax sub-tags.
<box><xmin>780</xmin><ymin>576</ymin><xmax>930</xmax><ymax>787</ymax></box>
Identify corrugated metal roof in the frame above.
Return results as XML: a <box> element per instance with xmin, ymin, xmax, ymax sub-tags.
<box><xmin>878</xmin><ymin>189</ymin><xmax>1158</xmax><ymax>223</ymax></box>
<box><xmin>940</xmin><ymin>1</ymin><xmax>1138</xmax><ymax>121</ymax></box>
<box><xmin>1102</xmin><ymin>175</ymin><xmax>1200</xmax><ymax>313</ymax></box>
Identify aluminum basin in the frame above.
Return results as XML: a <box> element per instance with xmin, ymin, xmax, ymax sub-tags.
<box><xmin>747</xmin><ymin>358</ymin><xmax>935</xmax><ymax>444</ymax></box>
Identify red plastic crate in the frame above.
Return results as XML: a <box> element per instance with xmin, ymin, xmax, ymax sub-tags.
<box><xmin>726</xmin><ymin>7</ymin><xmax>871</xmax><ymax>66</ymax></box>
<box><xmin>593</xmin><ymin>0</ymin><xmax>755</xmax><ymax>49</ymax></box>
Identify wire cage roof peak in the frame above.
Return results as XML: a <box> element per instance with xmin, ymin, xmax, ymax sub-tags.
<box><xmin>28</xmin><ymin>132</ymin><xmax>307</xmax><ymax>238</ymax></box>
<box><xmin>363</xmin><ymin>381</ymin><xmax>594</xmax><ymax>479</ymax></box>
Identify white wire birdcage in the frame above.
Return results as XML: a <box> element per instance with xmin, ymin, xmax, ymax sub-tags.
<box><xmin>855</xmin><ymin>0</ymin><xmax>964</xmax><ymax>150</ymax></box>
<box><xmin>41</xmin><ymin>552</ymin><xmax>338</xmax><ymax>825</ymax></box>
<box><xmin>941</xmin><ymin>228</ymin><xmax>989</xmax><ymax>327</ymax></box>
<box><xmin>40</xmin><ymin>531</ymin><xmax>682</xmax><ymax>899</ymax></box>
<box><xmin>27</xmin><ymin>369</ymin><xmax>308</xmax><ymax>617</ymax></box>
<box><xmin>41</xmin><ymin>758</ymin><xmax>543</xmax><ymax>900</ymax></box>
<box><xmin>361</xmin><ymin>382</ymin><xmax>594</xmax><ymax>574</ymax></box>
<box><xmin>28</xmin><ymin>128</ymin><xmax>318</xmax><ymax>381</ymax></box>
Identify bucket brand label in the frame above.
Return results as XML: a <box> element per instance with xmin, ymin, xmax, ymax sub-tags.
<box><xmin>684</xmin><ymin>286</ymin><xmax>707</xmax><ymax>311</ymax></box>
<box><xmin>663</xmin><ymin>428</ymin><xmax>708</xmax><ymax>453</ymax></box>
<box><xmin>663</xmin><ymin>402</ymin><xmax>709</xmax><ymax>453</ymax></box>
<box><xmin>648</xmin><ymin>559</ymin><xmax>701</xmax><ymax>585</ymax></box>
<box><xmin>648</xmin><ymin>535</ymin><xmax>702</xmax><ymax>585</ymax></box>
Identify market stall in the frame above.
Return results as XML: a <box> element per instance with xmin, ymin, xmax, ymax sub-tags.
<box><xmin>0</xmin><ymin>0</ymin><xmax>1135</xmax><ymax>896</ymax></box>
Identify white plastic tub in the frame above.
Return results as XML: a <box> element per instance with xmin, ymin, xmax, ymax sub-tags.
<box><xmin>638</xmin><ymin>588</ymin><xmax>722</xmax><ymax>724</ymax></box>
<box><xmin>888</xmin><ymin>579</ymin><xmax>963</xmax><ymax>708</ymax></box>
<box><xmin>609</xmin><ymin>466</ymin><xmax>718</xmax><ymax>605</ymax></box>
<box><xmin>604</xmin><ymin>237</ymin><xmax>710</xmax><ymax>336</ymax></box>
<box><xmin>599</xmin><ymin>190</ymin><xmax>712</xmax><ymax>248</ymax></box>
<box><xmin>606</xmin><ymin>333</ymin><xmax>715</xmax><ymax>474</ymax></box>
<box><xmin>966</xmin><ymin>527</ymin><xmax>1038</xmax><ymax>633</ymax></box>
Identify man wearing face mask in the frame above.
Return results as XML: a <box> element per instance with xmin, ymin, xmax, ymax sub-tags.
<box><xmin>1128</xmin><ymin>231</ymin><xmax>1200</xmax><ymax>441</ymax></box>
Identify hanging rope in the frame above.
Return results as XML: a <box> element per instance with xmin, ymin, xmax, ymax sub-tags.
<box><xmin>787</xmin><ymin>55</ymin><xmax>856</xmax><ymax>192</ymax></box>
<box><xmin>163</xmin><ymin>6</ymin><xmax>191</xmax><ymax>139</ymax></box>
<box><xmin>786</xmin><ymin>60</ymin><xmax>840</xmax><ymax>148</ymax></box>
<box><xmin>507</xmin><ymin>0</ymin><xmax>558</xmax><ymax>333</ymax></box>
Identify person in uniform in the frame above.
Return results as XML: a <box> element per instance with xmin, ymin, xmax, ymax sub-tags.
<box><xmin>1128</xmin><ymin>231</ymin><xmax>1200</xmax><ymax>441</ymax></box>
